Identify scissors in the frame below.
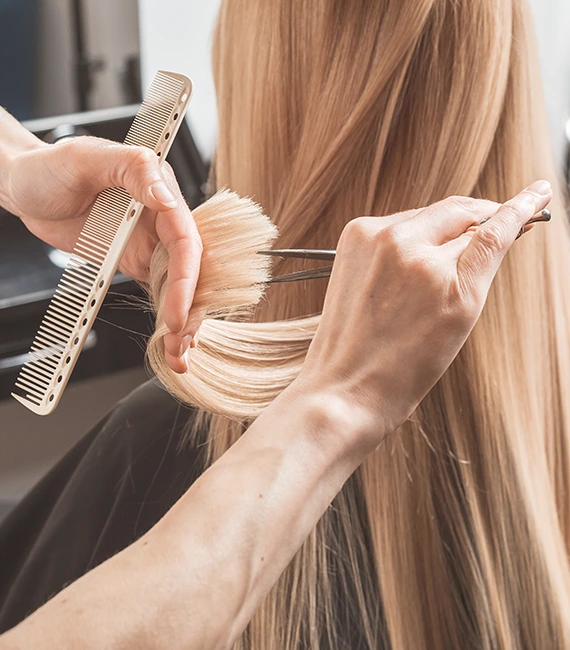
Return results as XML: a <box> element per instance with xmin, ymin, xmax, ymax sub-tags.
<box><xmin>258</xmin><ymin>209</ymin><xmax>552</xmax><ymax>283</ymax></box>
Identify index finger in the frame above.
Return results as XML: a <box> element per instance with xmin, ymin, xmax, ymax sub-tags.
<box><xmin>457</xmin><ymin>180</ymin><xmax>552</xmax><ymax>293</ymax></box>
<box><xmin>155</xmin><ymin>201</ymin><xmax>202</xmax><ymax>331</ymax></box>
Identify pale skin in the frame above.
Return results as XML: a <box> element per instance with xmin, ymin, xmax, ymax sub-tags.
<box><xmin>0</xmin><ymin>107</ymin><xmax>201</xmax><ymax>372</ymax></box>
<box><xmin>0</xmin><ymin>107</ymin><xmax>551</xmax><ymax>648</ymax></box>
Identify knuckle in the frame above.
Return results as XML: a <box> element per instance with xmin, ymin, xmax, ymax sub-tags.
<box><xmin>168</xmin><ymin>237</ymin><xmax>190</xmax><ymax>257</ymax></box>
<box><xmin>81</xmin><ymin>135</ymin><xmax>104</xmax><ymax>147</ymax></box>
<box><xmin>443</xmin><ymin>279</ymin><xmax>475</xmax><ymax>322</ymax></box>
<box><xmin>343</xmin><ymin>216</ymin><xmax>367</xmax><ymax>237</ymax></box>
<box><xmin>498</xmin><ymin>204</ymin><xmax>522</xmax><ymax>224</ymax></box>
<box><xmin>405</xmin><ymin>254</ymin><xmax>440</xmax><ymax>289</ymax></box>
<box><xmin>131</xmin><ymin>146</ymin><xmax>158</xmax><ymax>173</ymax></box>
<box><xmin>375</xmin><ymin>223</ymin><xmax>398</xmax><ymax>244</ymax></box>
<box><xmin>445</xmin><ymin>195</ymin><xmax>479</xmax><ymax>214</ymax></box>
<box><xmin>475</xmin><ymin>222</ymin><xmax>506</xmax><ymax>252</ymax></box>
<box><xmin>339</xmin><ymin>217</ymin><xmax>373</xmax><ymax>249</ymax></box>
<box><xmin>56</xmin><ymin>136</ymin><xmax>84</xmax><ymax>157</ymax></box>
<box><xmin>52</xmin><ymin>137</ymin><xmax>93</xmax><ymax>185</ymax></box>
<box><xmin>374</xmin><ymin>224</ymin><xmax>408</xmax><ymax>260</ymax></box>
<box><xmin>456</xmin><ymin>297</ymin><xmax>481</xmax><ymax>330</ymax></box>
<box><xmin>65</xmin><ymin>135</ymin><xmax>107</xmax><ymax>157</ymax></box>
<box><xmin>436</xmin><ymin>274</ymin><xmax>482</xmax><ymax>334</ymax></box>
<box><xmin>55</xmin><ymin>136</ymin><xmax>73</xmax><ymax>152</ymax></box>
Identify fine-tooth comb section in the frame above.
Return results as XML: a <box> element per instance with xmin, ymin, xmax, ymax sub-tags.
<box><xmin>12</xmin><ymin>70</ymin><xmax>193</xmax><ymax>415</ymax></box>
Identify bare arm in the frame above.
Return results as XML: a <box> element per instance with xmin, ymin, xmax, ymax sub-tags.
<box><xmin>0</xmin><ymin>107</ymin><xmax>42</xmax><ymax>211</ymax></box>
<box><xmin>0</xmin><ymin>183</ymin><xmax>551</xmax><ymax>649</ymax></box>
<box><xmin>0</xmin><ymin>386</ymin><xmax>367</xmax><ymax>650</ymax></box>
<box><xmin>0</xmin><ymin>106</ymin><xmax>201</xmax><ymax>371</ymax></box>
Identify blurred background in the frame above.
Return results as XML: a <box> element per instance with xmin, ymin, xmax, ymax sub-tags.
<box><xmin>0</xmin><ymin>0</ymin><xmax>569</xmax><ymax>519</ymax></box>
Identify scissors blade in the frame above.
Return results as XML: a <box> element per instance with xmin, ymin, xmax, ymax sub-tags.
<box><xmin>268</xmin><ymin>266</ymin><xmax>334</xmax><ymax>283</ymax></box>
<box><xmin>257</xmin><ymin>249</ymin><xmax>336</xmax><ymax>261</ymax></box>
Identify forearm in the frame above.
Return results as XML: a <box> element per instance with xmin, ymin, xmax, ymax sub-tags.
<box><xmin>0</xmin><ymin>385</ymin><xmax>374</xmax><ymax>650</ymax></box>
<box><xmin>161</xmin><ymin>385</ymin><xmax>371</xmax><ymax>647</ymax></box>
<box><xmin>0</xmin><ymin>107</ymin><xmax>44</xmax><ymax>212</ymax></box>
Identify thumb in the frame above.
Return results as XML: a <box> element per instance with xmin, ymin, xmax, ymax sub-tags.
<box><xmin>63</xmin><ymin>136</ymin><xmax>180</xmax><ymax>211</ymax></box>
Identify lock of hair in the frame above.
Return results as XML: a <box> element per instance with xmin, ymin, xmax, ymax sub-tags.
<box><xmin>12</xmin><ymin>70</ymin><xmax>193</xmax><ymax>415</ymax></box>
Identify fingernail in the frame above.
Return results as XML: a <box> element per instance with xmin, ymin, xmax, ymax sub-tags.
<box><xmin>525</xmin><ymin>180</ymin><xmax>552</xmax><ymax>197</ymax></box>
<box><xmin>189</xmin><ymin>337</ymin><xmax>196</xmax><ymax>349</ymax></box>
<box><xmin>151</xmin><ymin>180</ymin><xmax>178</xmax><ymax>208</ymax></box>
<box><xmin>177</xmin><ymin>334</ymin><xmax>192</xmax><ymax>357</ymax></box>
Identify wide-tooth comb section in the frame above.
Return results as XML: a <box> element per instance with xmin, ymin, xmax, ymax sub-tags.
<box><xmin>12</xmin><ymin>71</ymin><xmax>193</xmax><ymax>415</ymax></box>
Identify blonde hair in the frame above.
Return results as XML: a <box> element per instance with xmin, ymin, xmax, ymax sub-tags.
<box><xmin>147</xmin><ymin>0</ymin><xmax>570</xmax><ymax>648</ymax></box>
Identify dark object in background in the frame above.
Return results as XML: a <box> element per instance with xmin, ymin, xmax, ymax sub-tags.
<box><xmin>0</xmin><ymin>380</ymin><xmax>206</xmax><ymax>635</ymax></box>
<box><xmin>121</xmin><ymin>55</ymin><xmax>143</xmax><ymax>106</ymax></box>
<box><xmin>0</xmin><ymin>0</ymin><xmax>39</xmax><ymax>120</ymax></box>
<box><xmin>0</xmin><ymin>106</ymin><xmax>209</xmax><ymax>402</ymax></box>
<box><xmin>72</xmin><ymin>0</ymin><xmax>106</xmax><ymax>112</ymax></box>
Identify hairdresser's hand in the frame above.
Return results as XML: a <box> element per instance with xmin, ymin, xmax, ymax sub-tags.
<box><xmin>3</xmin><ymin>132</ymin><xmax>202</xmax><ymax>370</ymax></box>
<box><xmin>294</xmin><ymin>181</ymin><xmax>552</xmax><ymax>454</ymax></box>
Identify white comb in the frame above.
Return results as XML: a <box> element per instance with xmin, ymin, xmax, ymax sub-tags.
<box><xmin>12</xmin><ymin>70</ymin><xmax>193</xmax><ymax>415</ymax></box>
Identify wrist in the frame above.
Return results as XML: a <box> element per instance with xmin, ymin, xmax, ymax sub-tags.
<box><xmin>148</xmin><ymin>385</ymin><xmax>384</xmax><ymax>648</ymax></box>
<box><xmin>0</xmin><ymin>147</ymin><xmax>16</xmax><ymax>213</ymax></box>
<box><xmin>278</xmin><ymin>378</ymin><xmax>387</xmax><ymax>471</ymax></box>
<box><xmin>0</xmin><ymin>107</ymin><xmax>46</xmax><ymax>212</ymax></box>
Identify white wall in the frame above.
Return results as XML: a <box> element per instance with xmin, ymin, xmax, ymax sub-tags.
<box><xmin>139</xmin><ymin>0</ymin><xmax>570</xmax><ymax>165</ymax></box>
<box><xmin>529</xmin><ymin>0</ymin><xmax>570</xmax><ymax>163</ymax></box>
<box><xmin>139</xmin><ymin>0</ymin><xmax>222</xmax><ymax>161</ymax></box>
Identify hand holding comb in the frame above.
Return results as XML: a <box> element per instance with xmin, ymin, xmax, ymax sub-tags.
<box><xmin>12</xmin><ymin>71</ymin><xmax>193</xmax><ymax>415</ymax></box>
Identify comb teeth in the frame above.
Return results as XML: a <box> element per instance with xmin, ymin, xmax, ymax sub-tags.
<box><xmin>125</xmin><ymin>72</ymin><xmax>185</xmax><ymax>149</ymax></box>
<box><xmin>13</xmin><ymin>71</ymin><xmax>193</xmax><ymax>415</ymax></box>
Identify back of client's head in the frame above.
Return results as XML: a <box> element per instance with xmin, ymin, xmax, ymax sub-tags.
<box><xmin>148</xmin><ymin>0</ymin><xmax>570</xmax><ymax>647</ymax></box>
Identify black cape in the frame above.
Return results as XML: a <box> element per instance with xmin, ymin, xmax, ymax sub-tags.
<box><xmin>0</xmin><ymin>380</ymin><xmax>205</xmax><ymax>634</ymax></box>
<box><xmin>0</xmin><ymin>380</ymin><xmax>382</xmax><ymax>649</ymax></box>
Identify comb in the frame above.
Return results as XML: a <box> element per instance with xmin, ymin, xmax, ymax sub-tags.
<box><xmin>12</xmin><ymin>71</ymin><xmax>193</xmax><ymax>415</ymax></box>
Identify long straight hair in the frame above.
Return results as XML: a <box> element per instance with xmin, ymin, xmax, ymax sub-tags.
<box><xmin>150</xmin><ymin>0</ymin><xmax>570</xmax><ymax>647</ymax></box>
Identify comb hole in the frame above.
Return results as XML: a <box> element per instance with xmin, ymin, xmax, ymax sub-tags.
<box><xmin>15</xmin><ymin>72</ymin><xmax>190</xmax><ymax>414</ymax></box>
